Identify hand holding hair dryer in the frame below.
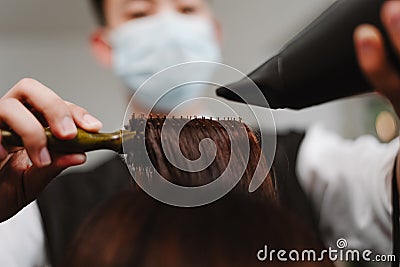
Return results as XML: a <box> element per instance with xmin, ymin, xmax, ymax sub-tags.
<box><xmin>217</xmin><ymin>0</ymin><xmax>397</xmax><ymax>109</ymax></box>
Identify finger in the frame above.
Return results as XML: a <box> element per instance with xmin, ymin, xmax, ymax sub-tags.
<box><xmin>354</xmin><ymin>25</ymin><xmax>400</xmax><ymax>105</ymax></box>
<box><xmin>22</xmin><ymin>153</ymin><xmax>86</xmax><ymax>204</ymax></box>
<box><xmin>4</xmin><ymin>78</ymin><xmax>77</xmax><ymax>139</ymax></box>
<box><xmin>381</xmin><ymin>1</ymin><xmax>400</xmax><ymax>57</ymax></box>
<box><xmin>0</xmin><ymin>98</ymin><xmax>51</xmax><ymax>167</ymax></box>
<box><xmin>65</xmin><ymin>101</ymin><xmax>103</xmax><ymax>132</ymax></box>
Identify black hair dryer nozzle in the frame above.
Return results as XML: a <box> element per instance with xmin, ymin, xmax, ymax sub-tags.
<box><xmin>217</xmin><ymin>0</ymin><xmax>397</xmax><ymax>109</ymax></box>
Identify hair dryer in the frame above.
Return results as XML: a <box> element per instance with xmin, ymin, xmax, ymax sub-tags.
<box><xmin>216</xmin><ymin>0</ymin><xmax>398</xmax><ymax>109</ymax></box>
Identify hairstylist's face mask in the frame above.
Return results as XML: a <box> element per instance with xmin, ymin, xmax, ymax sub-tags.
<box><xmin>109</xmin><ymin>12</ymin><xmax>222</xmax><ymax>112</ymax></box>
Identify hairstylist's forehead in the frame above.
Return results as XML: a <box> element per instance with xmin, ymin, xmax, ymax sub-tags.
<box><xmin>104</xmin><ymin>0</ymin><xmax>213</xmax><ymax>28</ymax></box>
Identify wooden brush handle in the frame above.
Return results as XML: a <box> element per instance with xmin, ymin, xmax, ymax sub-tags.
<box><xmin>1</xmin><ymin>128</ymin><xmax>136</xmax><ymax>154</ymax></box>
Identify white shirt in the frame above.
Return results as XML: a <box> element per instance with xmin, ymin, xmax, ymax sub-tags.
<box><xmin>0</xmin><ymin>201</ymin><xmax>49</xmax><ymax>267</ymax></box>
<box><xmin>297</xmin><ymin>125</ymin><xmax>398</xmax><ymax>255</ymax></box>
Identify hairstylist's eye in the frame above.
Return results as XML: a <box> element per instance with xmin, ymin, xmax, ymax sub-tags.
<box><xmin>125</xmin><ymin>1</ymin><xmax>153</xmax><ymax>20</ymax></box>
<box><xmin>129</xmin><ymin>11</ymin><xmax>149</xmax><ymax>19</ymax></box>
<box><xmin>177</xmin><ymin>1</ymin><xmax>202</xmax><ymax>15</ymax></box>
<box><xmin>180</xmin><ymin>5</ymin><xmax>197</xmax><ymax>14</ymax></box>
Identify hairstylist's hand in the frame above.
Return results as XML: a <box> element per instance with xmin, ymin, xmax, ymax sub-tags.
<box><xmin>0</xmin><ymin>78</ymin><xmax>103</xmax><ymax>222</ymax></box>
<box><xmin>354</xmin><ymin>1</ymin><xmax>400</xmax><ymax>116</ymax></box>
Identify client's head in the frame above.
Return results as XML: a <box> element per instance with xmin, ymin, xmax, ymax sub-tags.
<box><xmin>62</xmin><ymin>117</ymin><xmax>331</xmax><ymax>267</ymax></box>
<box><xmin>125</xmin><ymin>116</ymin><xmax>277</xmax><ymax>202</ymax></box>
<box><xmin>63</xmin><ymin>191</ymin><xmax>332</xmax><ymax>267</ymax></box>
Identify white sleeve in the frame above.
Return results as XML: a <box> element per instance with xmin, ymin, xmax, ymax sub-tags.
<box><xmin>0</xmin><ymin>201</ymin><xmax>49</xmax><ymax>267</ymax></box>
<box><xmin>296</xmin><ymin>125</ymin><xmax>398</xmax><ymax>255</ymax></box>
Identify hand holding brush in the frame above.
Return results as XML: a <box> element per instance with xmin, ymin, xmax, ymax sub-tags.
<box><xmin>0</xmin><ymin>79</ymin><xmax>103</xmax><ymax>222</ymax></box>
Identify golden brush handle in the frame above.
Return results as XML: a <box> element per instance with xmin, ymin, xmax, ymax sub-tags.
<box><xmin>1</xmin><ymin>128</ymin><xmax>136</xmax><ymax>154</ymax></box>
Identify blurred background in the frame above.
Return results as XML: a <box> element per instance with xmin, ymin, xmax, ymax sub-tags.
<box><xmin>0</xmin><ymin>0</ymin><xmax>397</xmax><ymax>167</ymax></box>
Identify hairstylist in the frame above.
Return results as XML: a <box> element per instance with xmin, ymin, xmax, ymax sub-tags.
<box><xmin>0</xmin><ymin>1</ymin><xmax>223</xmax><ymax>266</ymax></box>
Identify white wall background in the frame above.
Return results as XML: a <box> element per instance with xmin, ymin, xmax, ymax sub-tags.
<box><xmin>0</xmin><ymin>0</ymin><xmax>375</xmax><ymax>168</ymax></box>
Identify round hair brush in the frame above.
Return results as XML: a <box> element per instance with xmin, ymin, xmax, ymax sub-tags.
<box><xmin>0</xmin><ymin>128</ymin><xmax>137</xmax><ymax>154</ymax></box>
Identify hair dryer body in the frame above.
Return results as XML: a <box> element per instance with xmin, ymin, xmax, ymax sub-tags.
<box><xmin>217</xmin><ymin>0</ymin><xmax>398</xmax><ymax>109</ymax></box>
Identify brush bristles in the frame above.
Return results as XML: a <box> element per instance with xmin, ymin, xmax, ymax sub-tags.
<box><xmin>124</xmin><ymin>115</ymin><xmax>249</xmax><ymax>172</ymax></box>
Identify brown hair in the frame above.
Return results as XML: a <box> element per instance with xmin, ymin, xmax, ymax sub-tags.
<box><xmin>126</xmin><ymin>117</ymin><xmax>277</xmax><ymax>202</ymax></box>
<box><xmin>62</xmin><ymin>117</ymin><xmax>331</xmax><ymax>267</ymax></box>
<box><xmin>63</xmin><ymin>190</ymin><xmax>332</xmax><ymax>267</ymax></box>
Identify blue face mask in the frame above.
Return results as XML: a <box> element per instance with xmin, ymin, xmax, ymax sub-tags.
<box><xmin>110</xmin><ymin>12</ymin><xmax>222</xmax><ymax>112</ymax></box>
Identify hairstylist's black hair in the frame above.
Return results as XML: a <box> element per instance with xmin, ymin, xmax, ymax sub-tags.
<box><xmin>90</xmin><ymin>0</ymin><xmax>106</xmax><ymax>25</ymax></box>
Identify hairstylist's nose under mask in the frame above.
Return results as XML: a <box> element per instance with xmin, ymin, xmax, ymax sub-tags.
<box><xmin>110</xmin><ymin>12</ymin><xmax>222</xmax><ymax>112</ymax></box>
